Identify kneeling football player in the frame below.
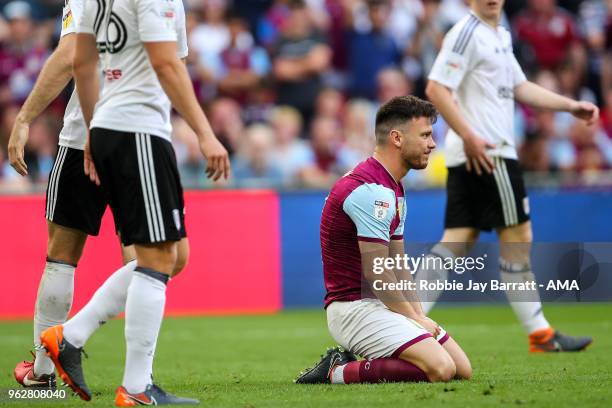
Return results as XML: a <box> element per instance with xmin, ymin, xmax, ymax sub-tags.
<box><xmin>296</xmin><ymin>96</ymin><xmax>471</xmax><ymax>384</ymax></box>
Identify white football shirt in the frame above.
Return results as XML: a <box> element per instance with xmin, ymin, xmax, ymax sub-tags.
<box><xmin>428</xmin><ymin>12</ymin><xmax>527</xmax><ymax>167</ymax></box>
<box><xmin>79</xmin><ymin>0</ymin><xmax>188</xmax><ymax>142</ymax></box>
<box><xmin>58</xmin><ymin>0</ymin><xmax>88</xmax><ymax>150</ymax></box>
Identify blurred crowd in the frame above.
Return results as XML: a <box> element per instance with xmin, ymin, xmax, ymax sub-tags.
<box><xmin>1</xmin><ymin>0</ymin><xmax>612</xmax><ymax>192</ymax></box>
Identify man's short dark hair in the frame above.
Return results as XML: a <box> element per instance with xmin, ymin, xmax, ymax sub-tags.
<box><xmin>375</xmin><ymin>96</ymin><xmax>437</xmax><ymax>145</ymax></box>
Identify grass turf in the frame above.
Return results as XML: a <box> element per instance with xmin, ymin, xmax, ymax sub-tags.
<box><xmin>1</xmin><ymin>303</ymin><xmax>611</xmax><ymax>407</ymax></box>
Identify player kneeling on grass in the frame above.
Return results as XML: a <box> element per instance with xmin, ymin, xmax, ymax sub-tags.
<box><xmin>295</xmin><ymin>96</ymin><xmax>471</xmax><ymax>385</ymax></box>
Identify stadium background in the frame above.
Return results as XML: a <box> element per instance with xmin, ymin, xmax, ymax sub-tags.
<box><xmin>0</xmin><ymin>2</ymin><xmax>610</xmax><ymax>407</ymax></box>
<box><xmin>0</xmin><ymin>0</ymin><xmax>610</xmax><ymax>316</ymax></box>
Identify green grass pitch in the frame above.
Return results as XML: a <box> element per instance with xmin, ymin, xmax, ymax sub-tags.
<box><xmin>1</xmin><ymin>304</ymin><xmax>611</xmax><ymax>407</ymax></box>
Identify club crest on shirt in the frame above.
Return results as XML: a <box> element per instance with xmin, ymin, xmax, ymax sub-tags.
<box><xmin>373</xmin><ymin>200</ymin><xmax>389</xmax><ymax>220</ymax></box>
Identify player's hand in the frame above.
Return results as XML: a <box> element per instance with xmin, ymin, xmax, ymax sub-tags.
<box><xmin>199</xmin><ymin>136</ymin><xmax>230</xmax><ymax>181</ymax></box>
<box><xmin>83</xmin><ymin>137</ymin><xmax>100</xmax><ymax>186</ymax></box>
<box><xmin>569</xmin><ymin>101</ymin><xmax>599</xmax><ymax>126</ymax></box>
<box><xmin>7</xmin><ymin>118</ymin><xmax>29</xmax><ymax>176</ymax></box>
<box><xmin>415</xmin><ymin>316</ymin><xmax>441</xmax><ymax>338</ymax></box>
<box><xmin>463</xmin><ymin>133</ymin><xmax>495</xmax><ymax>176</ymax></box>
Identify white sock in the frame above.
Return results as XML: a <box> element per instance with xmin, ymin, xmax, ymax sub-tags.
<box><xmin>416</xmin><ymin>244</ymin><xmax>454</xmax><ymax>315</ymax></box>
<box><xmin>33</xmin><ymin>260</ymin><xmax>75</xmax><ymax>376</ymax></box>
<box><xmin>330</xmin><ymin>364</ymin><xmax>346</xmax><ymax>384</ymax></box>
<box><xmin>63</xmin><ymin>261</ymin><xmax>137</xmax><ymax>348</ymax></box>
<box><xmin>122</xmin><ymin>269</ymin><xmax>167</xmax><ymax>394</ymax></box>
<box><xmin>500</xmin><ymin>259</ymin><xmax>550</xmax><ymax>334</ymax></box>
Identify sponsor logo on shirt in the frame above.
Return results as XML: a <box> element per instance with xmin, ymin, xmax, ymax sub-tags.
<box><xmin>373</xmin><ymin>200</ymin><xmax>389</xmax><ymax>220</ymax></box>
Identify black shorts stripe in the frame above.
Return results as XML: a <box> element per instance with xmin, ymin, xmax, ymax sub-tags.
<box><xmin>135</xmin><ymin>133</ymin><xmax>166</xmax><ymax>242</ymax></box>
<box><xmin>46</xmin><ymin>145</ymin><xmax>68</xmax><ymax>221</ymax></box>
<box><xmin>452</xmin><ymin>16</ymin><xmax>479</xmax><ymax>54</ymax></box>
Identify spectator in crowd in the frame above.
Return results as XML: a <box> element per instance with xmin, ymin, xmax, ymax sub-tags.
<box><xmin>217</xmin><ymin>15</ymin><xmax>271</xmax><ymax>103</ymax></box>
<box><xmin>301</xmin><ymin>116</ymin><xmax>359</xmax><ymax>188</ymax></box>
<box><xmin>343</xmin><ymin>0</ymin><xmax>402</xmax><ymax>99</ymax></box>
<box><xmin>269</xmin><ymin>105</ymin><xmax>313</xmax><ymax>186</ymax></box>
<box><xmin>513</xmin><ymin>0</ymin><xmax>584</xmax><ymax>73</ymax></box>
<box><xmin>376</xmin><ymin>67</ymin><xmax>413</xmax><ymax>106</ymax></box>
<box><xmin>208</xmin><ymin>97</ymin><xmax>245</xmax><ymax>157</ymax></box>
<box><xmin>343</xmin><ymin>99</ymin><xmax>375</xmax><ymax>161</ymax></box>
<box><xmin>232</xmin><ymin>124</ymin><xmax>284</xmax><ymax>187</ymax></box>
<box><xmin>315</xmin><ymin>86</ymin><xmax>345</xmax><ymax>124</ymax></box>
<box><xmin>272</xmin><ymin>0</ymin><xmax>331</xmax><ymax>127</ymax></box>
<box><xmin>0</xmin><ymin>1</ymin><xmax>49</xmax><ymax>106</ymax></box>
<box><xmin>600</xmin><ymin>87</ymin><xmax>612</xmax><ymax>138</ymax></box>
<box><xmin>406</xmin><ymin>0</ymin><xmax>444</xmax><ymax>85</ymax></box>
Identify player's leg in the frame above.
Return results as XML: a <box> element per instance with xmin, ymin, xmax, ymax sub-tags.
<box><xmin>497</xmin><ymin>221</ymin><xmax>592</xmax><ymax>352</ymax></box>
<box><xmin>297</xmin><ymin>299</ymin><xmax>469</xmax><ymax>384</ymax></box>
<box><xmin>16</xmin><ymin>146</ymin><xmax>106</xmax><ymax>388</ymax></box>
<box><xmin>417</xmin><ymin>228</ymin><xmax>480</xmax><ymax>314</ymax></box>
<box><xmin>27</xmin><ymin>222</ymin><xmax>86</xmax><ymax>382</ymax></box>
<box><xmin>416</xmin><ymin>163</ymin><xmax>481</xmax><ymax>314</ymax></box>
<box><xmin>440</xmin><ymin>336</ymin><xmax>472</xmax><ymax>379</ymax></box>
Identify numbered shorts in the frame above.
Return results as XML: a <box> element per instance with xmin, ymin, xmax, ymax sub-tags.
<box><xmin>45</xmin><ymin>145</ymin><xmax>107</xmax><ymax>236</ymax></box>
<box><xmin>445</xmin><ymin>157</ymin><xmax>530</xmax><ymax>231</ymax></box>
<box><xmin>326</xmin><ymin>298</ymin><xmax>449</xmax><ymax>360</ymax></box>
<box><xmin>90</xmin><ymin>128</ymin><xmax>186</xmax><ymax>246</ymax></box>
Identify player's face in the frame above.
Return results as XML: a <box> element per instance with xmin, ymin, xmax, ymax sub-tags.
<box><xmin>471</xmin><ymin>0</ymin><xmax>504</xmax><ymax>22</ymax></box>
<box><xmin>398</xmin><ymin>117</ymin><xmax>436</xmax><ymax>170</ymax></box>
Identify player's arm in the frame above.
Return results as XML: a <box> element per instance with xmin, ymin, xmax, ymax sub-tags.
<box><xmin>8</xmin><ymin>34</ymin><xmax>76</xmax><ymax>175</ymax></box>
<box><xmin>73</xmin><ymin>32</ymin><xmax>101</xmax><ymax>185</ymax></box>
<box><xmin>359</xmin><ymin>241</ymin><xmax>440</xmax><ymax>336</ymax></box>
<box><xmin>514</xmin><ymin>81</ymin><xmax>599</xmax><ymax>125</ymax></box>
<box><xmin>144</xmin><ymin>42</ymin><xmax>229</xmax><ymax>181</ymax></box>
<box><xmin>425</xmin><ymin>33</ymin><xmax>495</xmax><ymax>175</ymax></box>
<box><xmin>389</xmin><ymin>239</ymin><xmax>425</xmax><ymax>316</ymax></box>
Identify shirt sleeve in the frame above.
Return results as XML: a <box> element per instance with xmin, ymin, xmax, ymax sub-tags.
<box><xmin>343</xmin><ymin>183</ymin><xmax>396</xmax><ymax>245</ymax></box>
<box><xmin>76</xmin><ymin>0</ymin><xmax>96</xmax><ymax>35</ymax></box>
<box><xmin>428</xmin><ymin>21</ymin><xmax>478</xmax><ymax>91</ymax></box>
<box><xmin>61</xmin><ymin>0</ymin><xmax>77</xmax><ymax>37</ymax></box>
<box><xmin>136</xmin><ymin>0</ymin><xmax>178</xmax><ymax>43</ymax></box>
<box><xmin>175</xmin><ymin>0</ymin><xmax>188</xmax><ymax>59</ymax></box>
<box><xmin>391</xmin><ymin>197</ymin><xmax>406</xmax><ymax>240</ymax></box>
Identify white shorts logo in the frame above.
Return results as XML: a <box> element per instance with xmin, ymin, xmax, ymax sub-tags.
<box><xmin>523</xmin><ymin>197</ymin><xmax>530</xmax><ymax>215</ymax></box>
<box><xmin>172</xmin><ymin>209</ymin><xmax>181</xmax><ymax>231</ymax></box>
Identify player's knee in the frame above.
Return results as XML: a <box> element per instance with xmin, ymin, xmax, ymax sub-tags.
<box><xmin>455</xmin><ymin>358</ymin><xmax>472</xmax><ymax>380</ymax></box>
<box><xmin>172</xmin><ymin>243</ymin><xmax>189</xmax><ymax>277</ymax></box>
<box><xmin>170</xmin><ymin>239</ymin><xmax>189</xmax><ymax>277</ymax></box>
<box><xmin>47</xmin><ymin>225</ymin><xmax>86</xmax><ymax>265</ymax></box>
<box><xmin>426</xmin><ymin>359</ymin><xmax>456</xmax><ymax>383</ymax></box>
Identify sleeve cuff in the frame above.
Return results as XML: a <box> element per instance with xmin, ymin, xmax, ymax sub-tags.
<box><xmin>357</xmin><ymin>236</ymin><xmax>390</xmax><ymax>245</ymax></box>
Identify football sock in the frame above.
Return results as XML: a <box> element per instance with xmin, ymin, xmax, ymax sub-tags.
<box><xmin>63</xmin><ymin>261</ymin><xmax>137</xmax><ymax>348</ymax></box>
<box><xmin>33</xmin><ymin>259</ymin><xmax>75</xmax><ymax>376</ymax></box>
<box><xmin>122</xmin><ymin>268</ymin><xmax>168</xmax><ymax>394</ymax></box>
<box><xmin>416</xmin><ymin>243</ymin><xmax>454</xmax><ymax>315</ymax></box>
<box><xmin>500</xmin><ymin>259</ymin><xmax>550</xmax><ymax>334</ymax></box>
<box><xmin>330</xmin><ymin>358</ymin><xmax>429</xmax><ymax>384</ymax></box>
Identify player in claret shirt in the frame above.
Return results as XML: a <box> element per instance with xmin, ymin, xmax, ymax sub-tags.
<box><xmin>295</xmin><ymin>96</ymin><xmax>472</xmax><ymax>385</ymax></box>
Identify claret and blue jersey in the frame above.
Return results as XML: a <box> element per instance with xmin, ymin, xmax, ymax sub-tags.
<box><xmin>321</xmin><ymin>157</ymin><xmax>407</xmax><ymax>307</ymax></box>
